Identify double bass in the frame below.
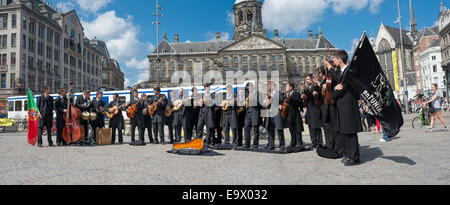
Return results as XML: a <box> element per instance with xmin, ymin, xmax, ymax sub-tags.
<box><xmin>62</xmin><ymin>82</ymin><xmax>85</xmax><ymax>143</ymax></box>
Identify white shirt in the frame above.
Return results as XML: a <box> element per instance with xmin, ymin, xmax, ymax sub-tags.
<box><xmin>341</xmin><ymin>65</ymin><xmax>348</xmax><ymax>74</ymax></box>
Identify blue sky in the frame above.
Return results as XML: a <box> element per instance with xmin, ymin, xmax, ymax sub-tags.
<box><xmin>47</xmin><ymin>0</ymin><xmax>447</xmax><ymax>88</ymax></box>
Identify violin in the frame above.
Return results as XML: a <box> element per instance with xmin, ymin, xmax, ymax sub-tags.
<box><xmin>62</xmin><ymin>82</ymin><xmax>85</xmax><ymax>144</ymax></box>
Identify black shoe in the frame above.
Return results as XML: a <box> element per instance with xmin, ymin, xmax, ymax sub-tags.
<box><xmin>37</xmin><ymin>144</ymin><xmax>43</xmax><ymax>148</ymax></box>
<box><xmin>344</xmin><ymin>160</ymin><xmax>361</xmax><ymax>166</ymax></box>
<box><xmin>250</xmin><ymin>145</ymin><xmax>259</xmax><ymax>150</ymax></box>
<box><xmin>341</xmin><ymin>157</ymin><xmax>350</xmax><ymax>163</ymax></box>
<box><xmin>279</xmin><ymin>146</ymin><xmax>286</xmax><ymax>153</ymax></box>
<box><xmin>129</xmin><ymin>141</ymin><xmax>135</xmax><ymax>145</ymax></box>
<box><xmin>49</xmin><ymin>143</ymin><xmax>55</xmax><ymax>147</ymax></box>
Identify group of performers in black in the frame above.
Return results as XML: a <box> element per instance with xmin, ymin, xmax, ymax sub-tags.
<box><xmin>36</xmin><ymin>50</ymin><xmax>362</xmax><ymax>166</ymax></box>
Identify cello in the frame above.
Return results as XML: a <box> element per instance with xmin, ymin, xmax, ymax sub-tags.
<box><xmin>62</xmin><ymin>82</ymin><xmax>85</xmax><ymax>143</ymax></box>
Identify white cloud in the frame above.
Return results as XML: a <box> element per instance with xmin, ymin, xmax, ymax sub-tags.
<box><xmin>206</xmin><ymin>32</ymin><xmax>231</xmax><ymax>42</ymax></box>
<box><xmin>125</xmin><ymin>58</ymin><xmax>148</xmax><ymax>70</ymax></box>
<box><xmin>124</xmin><ymin>78</ymin><xmax>131</xmax><ymax>88</ymax></box>
<box><xmin>76</xmin><ymin>0</ymin><xmax>112</xmax><ymax>14</ymax></box>
<box><xmin>81</xmin><ymin>11</ymin><xmax>150</xmax><ymax>62</ymax></box>
<box><xmin>81</xmin><ymin>11</ymin><xmax>153</xmax><ymax>87</ymax></box>
<box><xmin>262</xmin><ymin>0</ymin><xmax>384</xmax><ymax>34</ymax></box>
<box><xmin>226</xmin><ymin>10</ymin><xmax>234</xmax><ymax>25</ymax></box>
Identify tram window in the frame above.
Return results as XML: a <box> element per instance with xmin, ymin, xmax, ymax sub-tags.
<box><xmin>15</xmin><ymin>101</ymin><xmax>22</xmax><ymax>111</ymax></box>
<box><xmin>8</xmin><ymin>101</ymin><xmax>14</xmax><ymax>111</ymax></box>
<box><xmin>24</xmin><ymin>100</ymin><xmax>27</xmax><ymax>111</ymax></box>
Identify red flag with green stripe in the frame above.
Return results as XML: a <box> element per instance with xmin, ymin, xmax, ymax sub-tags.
<box><xmin>27</xmin><ymin>89</ymin><xmax>39</xmax><ymax>146</ymax></box>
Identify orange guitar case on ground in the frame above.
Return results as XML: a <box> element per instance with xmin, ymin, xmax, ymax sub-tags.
<box><xmin>168</xmin><ymin>138</ymin><xmax>208</xmax><ymax>155</ymax></box>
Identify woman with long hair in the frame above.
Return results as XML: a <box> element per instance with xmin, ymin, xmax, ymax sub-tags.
<box><xmin>423</xmin><ymin>84</ymin><xmax>448</xmax><ymax>133</ymax></box>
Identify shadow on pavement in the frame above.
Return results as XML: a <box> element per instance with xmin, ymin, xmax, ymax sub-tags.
<box><xmin>360</xmin><ymin>145</ymin><xmax>384</xmax><ymax>163</ymax></box>
<box><xmin>380</xmin><ymin>156</ymin><xmax>416</xmax><ymax>165</ymax></box>
<box><xmin>360</xmin><ymin>146</ymin><xmax>416</xmax><ymax>166</ymax></box>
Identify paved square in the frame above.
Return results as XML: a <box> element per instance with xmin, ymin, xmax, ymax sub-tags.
<box><xmin>0</xmin><ymin>113</ymin><xmax>448</xmax><ymax>185</ymax></box>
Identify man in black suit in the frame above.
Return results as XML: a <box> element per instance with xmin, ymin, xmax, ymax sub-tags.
<box><xmin>75</xmin><ymin>90</ymin><xmax>91</xmax><ymax>143</ymax></box>
<box><xmin>284</xmin><ymin>82</ymin><xmax>304</xmax><ymax>152</ymax></box>
<box><xmin>150</xmin><ymin>87</ymin><xmax>167</xmax><ymax>144</ymax></box>
<box><xmin>234</xmin><ymin>88</ymin><xmax>246</xmax><ymax>147</ymax></box>
<box><xmin>220</xmin><ymin>84</ymin><xmax>238</xmax><ymax>145</ymax></box>
<box><xmin>127</xmin><ymin>89</ymin><xmax>145</xmax><ymax>145</ymax></box>
<box><xmin>141</xmin><ymin>93</ymin><xmax>154</xmax><ymax>144</ymax></box>
<box><xmin>191</xmin><ymin>87</ymin><xmax>201</xmax><ymax>138</ymax></box>
<box><xmin>196</xmin><ymin>84</ymin><xmax>216</xmax><ymax>146</ymax></box>
<box><xmin>37</xmin><ymin>86</ymin><xmax>54</xmax><ymax>147</ymax></box>
<box><xmin>173</xmin><ymin>89</ymin><xmax>193</xmax><ymax>143</ymax></box>
<box><xmin>90</xmin><ymin>91</ymin><xmax>106</xmax><ymax>142</ymax></box>
<box><xmin>165</xmin><ymin>90</ymin><xmax>175</xmax><ymax>144</ymax></box>
<box><xmin>325</xmin><ymin>50</ymin><xmax>363</xmax><ymax>166</ymax></box>
<box><xmin>54</xmin><ymin>88</ymin><xmax>68</xmax><ymax>146</ymax></box>
<box><xmin>244</xmin><ymin>82</ymin><xmax>262</xmax><ymax>150</ymax></box>
<box><xmin>264</xmin><ymin>82</ymin><xmax>286</xmax><ymax>151</ymax></box>
<box><xmin>317</xmin><ymin>67</ymin><xmax>344</xmax><ymax>156</ymax></box>
<box><xmin>108</xmin><ymin>93</ymin><xmax>125</xmax><ymax>144</ymax></box>
<box><xmin>303</xmin><ymin>74</ymin><xmax>323</xmax><ymax>149</ymax></box>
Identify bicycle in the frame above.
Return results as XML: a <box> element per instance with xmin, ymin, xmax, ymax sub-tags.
<box><xmin>412</xmin><ymin>107</ymin><xmax>430</xmax><ymax>129</ymax></box>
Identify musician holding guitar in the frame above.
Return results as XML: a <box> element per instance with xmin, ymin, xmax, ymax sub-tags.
<box><xmin>303</xmin><ymin>74</ymin><xmax>324</xmax><ymax>149</ymax></box>
<box><xmin>127</xmin><ymin>89</ymin><xmax>145</xmax><ymax>145</ymax></box>
<box><xmin>107</xmin><ymin>93</ymin><xmax>126</xmax><ymax>144</ymax></box>
<box><xmin>220</xmin><ymin>84</ymin><xmax>238</xmax><ymax>145</ymax></box>
<box><xmin>173</xmin><ymin>88</ymin><xmax>193</xmax><ymax>143</ymax></box>
<box><xmin>283</xmin><ymin>82</ymin><xmax>305</xmax><ymax>152</ymax></box>
<box><xmin>149</xmin><ymin>87</ymin><xmax>167</xmax><ymax>144</ymax></box>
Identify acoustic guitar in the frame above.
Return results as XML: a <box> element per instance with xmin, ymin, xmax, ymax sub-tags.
<box><xmin>105</xmin><ymin>103</ymin><xmax>128</xmax><ymax>119</ymax></box>
<box><xmin>148</xmin><ymin>95</ymin><xmax>166</xmax><ymax>116</ymax></box>
<box><xmin>127</xmin><ymin>103</ymin><xmax>138</xmax><ymax>119</ymax></box>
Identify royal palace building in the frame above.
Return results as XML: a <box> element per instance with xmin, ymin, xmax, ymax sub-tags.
<box><xmin>144</xmin><ymin>0</ymin><xmax>339</xmax><ymax>89</ymax></box>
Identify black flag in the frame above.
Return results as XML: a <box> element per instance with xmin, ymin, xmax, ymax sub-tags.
<box><xmin>346</xmin><ymin>32</ymin><xmax>404</xmax><ymax>137</ymax></box>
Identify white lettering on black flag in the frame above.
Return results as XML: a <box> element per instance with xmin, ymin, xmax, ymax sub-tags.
<box><xmin>346</xmin><ymin>33</ymin><xmax>404</xmax><ymax>137</ymax></box>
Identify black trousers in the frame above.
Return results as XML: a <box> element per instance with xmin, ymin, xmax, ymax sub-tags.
<box><xmin>334</xmin><ymin>132</ymin><xmax>346</xmax><ymax>155</ymax></box>
<box><xmin>267</xmin><ymin>122</ymin><xmax>285</xmax><ymax>148</ymax></box>
<box><xmin>234</xmin><ymin>126</ymin><xmax>244</xmax><ymax>146</ymax></box>
<box><xmin>81</xmin><ymin>120</ymin><xmax>89</xmax><ymax>140</ymax></box>
<box><xmin>287</xmin><ymin>122</ymin><xmax>303</xmax><ymax>147</ymax></box>
<box><xmin>56</xmin><ymin>126</ymin><xmax>64</xmax><ymax>145</ymax></box>
<box><xmin>343</xmin><ymin>133</ymin><xmax>360</xmax><ymax>161</ymax></box>
<box><xmin>130</xmin><ymin>119</ymin><xmax>143</xmax><ymax>142</ymax></box>
<box><xmin>110</xmin><ymin>121</ymin><xmax>123</xmax><ymax>144</ymax></box>
<box><xmin>244</xmin><ymin>125</ymin><xmax>260</xmax><ymax>147</ymax></box>
<box><xmin>214</xmin><ymin>127</ymin><xmax>223</xmax><ymax>145</ymax></box>
<box><xmin>152</xmin><ymin>122</ymin><xmax>165</xmax><ymax>143</ymax></box>
<box><xmin>38</xmin><ymin>123</ymin><xmax>53</xmax><ymax>145</ymax></box>
<box><xmin>309</xmin><ymin>127</ymin><xmax>323</xmax><ymax>147</ymax></box>
<box><xmin>196</xmin><ymin>115</ymin><xmax>214</xmax><ymax>143</ymax></box>
<box><xmin>323</xmin><ymin>122</ymin><xmax>336</xmax><ymax>149</ymax></box>
<box><xmin>223</xmin><ymin>126</ymin><xmax>237</xmax><ymax>144</ymax></box>
<box><xmin>143</xmin><ymin>121</ymin><xmax>154</xmax><ymax>143</ymax></box>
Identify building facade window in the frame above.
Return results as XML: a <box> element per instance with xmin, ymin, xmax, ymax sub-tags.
<box><xmin>11</xmin><ymin>14</ymin><xmax>16</xmax><ymax>28</ymax></box>
<box><xmin>11</xmin><ymin>33</ymin><xmax>16</xmax><ymax>47</ymax></box>
<box><xmin>0</xmin><ymin>15</ymin><xmax>7</xmax><ymax>29</ymax></box>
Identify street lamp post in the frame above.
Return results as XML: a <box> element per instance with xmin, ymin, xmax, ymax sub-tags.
<box><xmin>153</xmin><ymin>0</ymin><xmax>163</xmax><ymax>87</ymax></box>
<box><xmin>397</xmin><ymin>0</ymin><xmax>409</xmax><ymax>112</ymax></box>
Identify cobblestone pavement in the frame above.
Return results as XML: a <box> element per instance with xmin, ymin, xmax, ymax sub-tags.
<box><xmin>0</xmin><ymin>112</ymin><xmax>449</xmax><ymax>185</ymax></box>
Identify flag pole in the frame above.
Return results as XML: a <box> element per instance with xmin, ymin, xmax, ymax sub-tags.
<box><xmin>397</xmin><ymin>0</ymin><xmax>409</xmax><ymax>112</ymax></box>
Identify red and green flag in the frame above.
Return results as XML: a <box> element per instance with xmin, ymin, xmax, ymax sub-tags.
<box><xmin>27</xmin><ymin>89</ymin><xmax>39</xmax><ymax>146</ymax></box>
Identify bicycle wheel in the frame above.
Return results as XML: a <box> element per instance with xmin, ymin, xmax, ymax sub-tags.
<box><xmin>412</xmin><ymin>117</ymin><xmax>423</xmax><ymax>129</ymax></box>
